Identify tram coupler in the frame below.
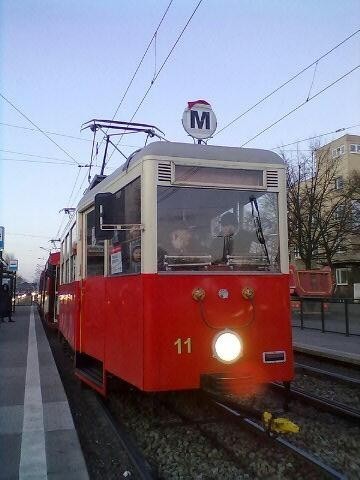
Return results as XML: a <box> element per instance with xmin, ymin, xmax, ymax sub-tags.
<box><xmin>200</xmin><ymin>373</ymin><xmax>258</xmax><ymax>396</ymax></box>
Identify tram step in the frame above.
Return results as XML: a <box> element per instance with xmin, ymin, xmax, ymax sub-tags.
<box><xmin>75</xmin><ymin>352</ymin><xmax>106</xmax><ymax>395</ymax></box>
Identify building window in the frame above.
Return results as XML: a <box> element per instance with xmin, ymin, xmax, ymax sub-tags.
<box><xmin>334</xmin><ymin>204</ymin><xmax>345</xmax><ymax>221</ymax></box>
<box><xmin>353</xmin><ymin>200</ymin><xmax>360</xmax><ymax>228</ymax></box>
<box><xmin>350</xmin><ymin>144</ymin><xmax>360</xmax><ymax>154</ymax></box>
<box><xmin>332</xmin><ymin>145</ymin><xmax>345</xmax><ymax>158</ymax></box>
<box><xmin>336</xmin><ymin>268</ymin><xmax>350</xmax><ymax>285</ymax></box>
<box><xmin>335</xmin><ymin>176</ymin><xmax>344</xmax><ymax>190</ymax></box>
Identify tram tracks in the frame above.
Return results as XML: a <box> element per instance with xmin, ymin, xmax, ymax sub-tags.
<box><xmin>207</xmin><ymin>394</ymin><xmax>346</xmax><ymax>480</ymax></box>
<box><xmin>95</xmin><ymin>395</ymin><xmax>158</xmax><ymax>480</ymax></box>
<box><xmin>102</xmin><ymin>386</ymin><xmax>348</xmax><ymax>479</ymax></box>
<box><xmin>295</xmin><ymin>361</ymin><xmax>360</xmax><ymax>387</ymax></box>
<box><xmin>271</xmin><ymin>381</ymin><xmax>360</xmax><ymax>424</ymax></box>
<box><xmin>291</xmin><ymin>359</ymin><xmax>360</xmax><ymax>416</ymax></box>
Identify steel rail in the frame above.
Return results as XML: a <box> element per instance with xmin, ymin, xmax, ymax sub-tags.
<box><xmin>209</xmin><ymin>396</ymin><xmax>346</xmax><ymax>480</ymax></box>
<box><xmin>295</xmin><ymin>362</ymin><xmax>360</xmax><ymax>386</ymax></box>
<box><xmin>95</xmin><ymin>395</ymin><xmax>158</xmax><ymax>480</ymax></box>
<box><xmin>157</xmin><ymin>397</ymin><xmax>251</xmax><ymax>474</ymax></box>
<box><xmin>271</xmin><ymin>382</ymin><xmax>360</xmax><ymax>424</ymax></box>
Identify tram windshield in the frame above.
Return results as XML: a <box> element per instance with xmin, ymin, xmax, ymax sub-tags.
<box><xmin>157</xmin><ymin>186</ymin><xmax>280</xmax><ymax>272</ymax></box>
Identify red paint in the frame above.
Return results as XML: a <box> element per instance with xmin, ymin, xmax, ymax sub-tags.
<box><xmin>58</xmin><ymin>272</ymin><xmax>294</xmax><ymax>393</ymax></box>
<box><xmin>38</xmin><ymin>252</ymin><xmax>60</xmax><ymax>327</ymax></box>
<box><xmin>58</xmin><ymin>281</ymin><xmax>80</xmax><ymax>349</ymax></box>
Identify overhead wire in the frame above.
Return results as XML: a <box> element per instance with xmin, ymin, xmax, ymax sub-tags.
<box><xmin>270</xmin><ymin>122</ymin><xmax>360</xmax><ymax>150</ymax></box>
<box><xmin>0</xmin><ymin>121</ymin><xmax>142</xmax><ymax>150</ymax></box>
<box><xmin>214</xmin><ymin>27</ymin><xmax>360</xmax><ymax>138</ymax></box>
<box><xmin>7</xmin><ymin>232</ymin><xmax>50</xmax><ymax>239</ymax></box>
<box><xmin>106</xmin><ymin>0</ymin><xmax>204</xmax><ymax>168</ymax></box>
<box><xmin>51</xmin><ymin>0</ymin><xmax>176</xmax><ymax>236</ymax></box>
<box><xmin>96</xmin><ymin>0</ymin><xmax>174</xmax><ymax>154</ymax></box>
<box><xmin>0</xmin><ymin>93</ymin><xmax>81</xmax><ymax>165</ymax></box>
<box><xmin>240</xmin><ymin>65</ymin><xmax>360</xmax><ymax>147</ymax></box>
<box><xmin>66</xmin><ymin>167</ymin><xmax>82</xmax><ymax>208</ymax></box>
<box><xmin>0</xmin><ymin>121</ymin><xmax>92</xmax><ymax>142</ymax></box>
<box><xmin>0</xmin><ymin>148</ymin><xmax>75</xmax><ymax>164</ymax></box>
<box><xmin>0</xmin><ymin>157</ymin><xmax>79</xmax><ymax>166</ymax></box>
<box><xmin>109</xmin><ymin>0</ymin><xmax>173</xmax><ymax>122</ymax></box>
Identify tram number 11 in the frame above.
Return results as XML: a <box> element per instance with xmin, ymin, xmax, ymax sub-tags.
<box><xmin>174</xmin><ymin>338</ymin><xmax>192</xmax><ymax>354</ymax></box>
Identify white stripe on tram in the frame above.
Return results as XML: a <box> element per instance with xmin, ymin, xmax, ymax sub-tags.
<box><xmin>19</xmin><ymin>306</ymin><xmax>48</xmax><ymax>479</ymax></box>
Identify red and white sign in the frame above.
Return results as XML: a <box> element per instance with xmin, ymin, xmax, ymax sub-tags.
<box><xmin>182</xmin><ymin>100</ymin><xmax>217</xmax><ymax>140</ymax></box>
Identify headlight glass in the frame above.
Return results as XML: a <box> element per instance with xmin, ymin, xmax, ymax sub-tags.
<box><xmin>213</xmin><ymin>330</ymin><xmax>242</xmax><ymax>363</ymax></box>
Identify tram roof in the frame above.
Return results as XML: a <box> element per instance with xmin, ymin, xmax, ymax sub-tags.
<box><xmin>78</xmin><ymin>141</ymin><xmax>283</xmax><ymax>210</ymax></box>
<box><xmin>124</xmin><ymin>141</ymin><xmax>283</xmax><ymax>168</ymax></box>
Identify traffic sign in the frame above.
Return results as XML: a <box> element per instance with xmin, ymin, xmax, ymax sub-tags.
<box><xmin>8</xmin><ymin>260</ymin><xmax>18</xmax><ymax>272</ymax></box>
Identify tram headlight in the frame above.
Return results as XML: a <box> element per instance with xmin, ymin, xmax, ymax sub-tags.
<box><xmin>213</xmin><ymin>330</ymin><xmax>242</xmax><ymax>363</ymax></box>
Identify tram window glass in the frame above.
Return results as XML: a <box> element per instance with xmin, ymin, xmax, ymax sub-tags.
<box><xmin>157</xmin><ymin>186</ymin><xmax>280</xmax><ymax>272</ymax></box>
<box><xmin>69</xmin><ymin>225</ymin><xmax>76</xmax><ymax>282</ymax></box>
<box><xmin>86</xmin><ymin>209</ymin><xmax>105</xmax><ymax>277</ymax></box>
<box><xmin>108</xmin><ymin>177</ymin><xmax>141</xmax><ymax>275</ymax></box>
<box><xmin>65</xmin><ymin>259</ymin><xmax>69</xmax><ymax>282</ymax></box>
<box><xmin>60</xmin><ymin>241</ymin><xmax>65</xmax><ymax>284</ymax></box>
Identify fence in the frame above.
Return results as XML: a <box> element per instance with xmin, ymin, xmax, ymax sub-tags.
<box><xmin>291</xmin><ymin>297</ymin><xmax>360</xmax><ymax>336</ymax></box>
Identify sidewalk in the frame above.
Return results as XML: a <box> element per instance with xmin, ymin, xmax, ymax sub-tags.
<box><xmin>292</xmin><ymin>327</ymin><xmax>360</xmax><ymax>365</ymax></box>
<box><xmin>0</xmin><ymin>305</ymin><xmax>89</xmax><ymax>480</ymax></box>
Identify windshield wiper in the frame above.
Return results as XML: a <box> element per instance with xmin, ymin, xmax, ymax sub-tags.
<box><xmin>249</xmin><ymin>196</ymin><xmax>271</xmax><ymax>267</ymax></box>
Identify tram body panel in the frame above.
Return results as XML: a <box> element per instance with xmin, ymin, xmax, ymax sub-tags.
<box><xmin>80</xmin><ymin>277</ymin><xmax>106</xmax><ymax>362</ymax></box>
<box><xmin>142</xmin><ymin>273</ymin><xmax>293</xmax><ymax>392</ymax></box>
<box><xmin>58</xmin><ymin>281</ymin><xmax>80</xmax><ymax>350</ymax></box>
<box><xmin>104</xmin><ymin>275</ymin><xmax>144</xmax><ymax>389</ymax></box>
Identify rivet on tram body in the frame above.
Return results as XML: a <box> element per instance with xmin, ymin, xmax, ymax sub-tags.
<box><xmin>192</xmin><ymin>287</ymin><xmax>206</xmax><ymax>301</ymax></box>
<box><xmin>242</xmin><ymin>287</ymin><xmax>255</xmax><ymax>300</ymax></box>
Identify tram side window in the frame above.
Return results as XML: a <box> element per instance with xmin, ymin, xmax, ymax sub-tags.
<box><xmin>69</xmin><ymin>225</ymin><xmax>77</xmax><ymax>282</ymax></box>
<box><xmin>86</xmin><ymin>210</ymin><xmax>105</xmax><ymax>277</ymax></box>
<box><xmin>60</xmin><ymin>240</ymin><xmax>66</xmax><ymax>284</ymax></box>
<box><xmin>108</xmin><ymin>177</ymin><xmax>141</xmax><ymax>275</ymax></box>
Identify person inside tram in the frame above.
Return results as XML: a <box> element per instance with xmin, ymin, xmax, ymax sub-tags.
<box><xmin>169</xmin><ymin>226</ymin><xmax>203</xmax><ymax>256</ymax></box>
<box><xmin>210</xmin><ymin>212</ymin><xmax>252</xmax><ymax>264</ymax></box>
<box><xmin>131</xmin><ymin>245</ymin><xmax>141</xmax><ymax>273</ymax></box>
<box><xmin>158</xmin><ymin>224</ymin><xmax>203</xmax><ymax>269</ymax></box>
<box><xmin>170</xmin><ymin>228</ymin><xmax>192</xmax><ymax>254</ymax></box>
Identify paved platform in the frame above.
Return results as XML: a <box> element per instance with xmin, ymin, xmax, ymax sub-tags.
<box><xmin>0</xmin><ymin>305</ymin><xmax>89</xmax><ymax>480</ymax></box>
<box><xmin>293</xmin><ymin>327</ymin><xmax>360</xmax><ymax>366</ymax></box>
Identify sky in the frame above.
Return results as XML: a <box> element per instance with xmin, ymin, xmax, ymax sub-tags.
<box><xmin>0</xmin><ymin>0</ymin><xmax>359</xmax><ymax>281</ymax></box>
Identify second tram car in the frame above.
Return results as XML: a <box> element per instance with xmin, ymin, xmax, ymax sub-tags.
<box><xmin>57</xmin><ymin>134</ymin><xmax>294</xmax><ymax>395</ymax></box>
<box><xmin>38</xmin><ymin>252</ymin><xmax>60</xmax><ymax>327</ymax></box>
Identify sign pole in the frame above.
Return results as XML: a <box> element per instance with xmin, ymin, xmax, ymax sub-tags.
<box><xmin>0</xmin><ymin>226</ymin><xmax>5</xmax><ymax>287</ymax></box>
<box><xmin>0</xmin><ymin>250</ymin><xmax>3</xmax><ymax>287</ymax></box>
<box><xmin>13</xmin><ymin>272</ymin><xmax>17</xmax><ymax>312</ymax></box>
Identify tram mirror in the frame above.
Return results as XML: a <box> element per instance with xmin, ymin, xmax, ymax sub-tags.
<box><xmin>95</xmin><ymin>192</ymin><xmax>116</xmax><ymax>240</ymax></box>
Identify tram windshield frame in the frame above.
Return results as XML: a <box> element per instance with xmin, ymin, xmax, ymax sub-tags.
<box><xmin>157</xmin><ymin>185</ymin><xmax>280</xmax><ymax>272</ymax></box>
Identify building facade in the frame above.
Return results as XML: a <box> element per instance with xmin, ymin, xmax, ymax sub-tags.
<box><xmin>316</xmin><ymin>134</ymin><xmax>360</xmax><ymax>298</ymax></box>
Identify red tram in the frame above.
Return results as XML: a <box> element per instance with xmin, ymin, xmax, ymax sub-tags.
<box><xmin>54</xmin><ymin>122</ymin><xmax>293</xmax><ymax>396</ymax></box>
<box><xmin>38</xmin><ymin>252</ymin><xmax>60</xmax><ymax>327</ymax></box>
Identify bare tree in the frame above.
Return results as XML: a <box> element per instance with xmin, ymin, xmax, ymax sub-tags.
<box><xmin>285</xmin><ymin>145</ymin><xmax>360</xmax><ymax>269</ymax></box>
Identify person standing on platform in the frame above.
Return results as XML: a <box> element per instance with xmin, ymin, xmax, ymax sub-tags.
<box><xmin>0</xmin><ymin>284</ymin><xmax>14</xmax><ymax>322</ymax></box>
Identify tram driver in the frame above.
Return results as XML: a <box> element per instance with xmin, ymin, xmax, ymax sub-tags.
<box><xmin>210</xmin><ymin>212</ymin><xmax>253</xmax><ymax>264</ymax></box>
